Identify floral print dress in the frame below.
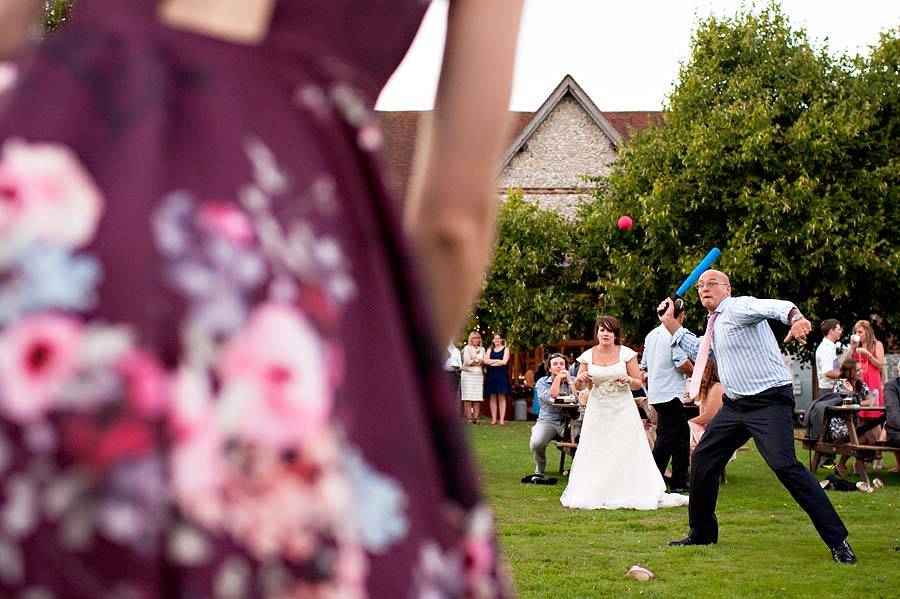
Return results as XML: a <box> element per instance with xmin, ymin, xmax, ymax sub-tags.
<box><xmin>0</xmin><ymin>1</ymin><xmax>507</xmax><ymax>598</ymax></box>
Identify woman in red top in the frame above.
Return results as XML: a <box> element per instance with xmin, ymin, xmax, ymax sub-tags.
<box><xmin>850</xmin><ymin>320</ymin><xmax>886</xmax><ymax>468</ymax></box>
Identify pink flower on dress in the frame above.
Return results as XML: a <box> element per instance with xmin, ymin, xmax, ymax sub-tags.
<box><xmin>216</xmin><ymin>303</ymin><xmax>335</xmax><ymax>449</ymax></box>
<box><xmin>171</xmin><ymin>423</ymin><xmax>227</xmax><ymax>527</ymax></box>
<box><xmin>461</xmin><ymin>505</ymin><xmax>504</xmax><ymax>599</ymax></box>
<box><xmin>170</xmin><ymin>367</ymin><xmax>227</xmax><ymax>526</ymax></box>
<box><xmin>116</xmin><ymin>350</ymin><xmax>170</xmax><ymax>417</ymax></box>
<box><xmin>0</xmin><ymin>139</ymin><xmax>104</xmax><ymax>253</ymax></box>
<box><xmin>0</xmin><ymin>313</ymin><xmax>83</xmax><ymax>422</ymax></box>
<box><xmin>197</xmin><ymin>201</ymin><xmax>255</xmax><ymax>246</ymax></box>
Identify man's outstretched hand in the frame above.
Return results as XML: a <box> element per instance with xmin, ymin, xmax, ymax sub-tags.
<box><xmin>784</xmin><ymin>317</ymin><xmax>812</xmax><ymax>344</ymax></box>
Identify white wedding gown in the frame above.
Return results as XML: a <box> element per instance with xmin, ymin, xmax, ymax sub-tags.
<box><xmin>560</xmin><ymin>347</ymin><xmax>689</xmax><ymax>510</ymax></box>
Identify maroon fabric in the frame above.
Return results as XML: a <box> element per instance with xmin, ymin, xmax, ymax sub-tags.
<box><xmin>0</xmin><ymin>2</ymin><xmax>508</xmax><ymax>597</ymax></box>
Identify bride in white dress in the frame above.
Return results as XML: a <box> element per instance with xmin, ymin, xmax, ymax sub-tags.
<box><xmin>561</xmin><ymin>315</ymin><xmax>689</xmax><ymax>510</ymax></box>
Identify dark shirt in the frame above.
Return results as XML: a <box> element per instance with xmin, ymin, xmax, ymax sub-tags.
<box><xmin>884</xmin><ymin>377</ymin><xmax>900</xmax><ymax>445</ymax></box>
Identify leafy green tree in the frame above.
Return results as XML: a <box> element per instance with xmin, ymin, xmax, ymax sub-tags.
<box><xmin>43</xmin><ymin>0</ymin><xmax>74</xmax><ymax>31</ymax></box>
<box><xmin>842</xmin><ymin>27</ymin><xmax>900</xmax><ymax>345</ymax></box>
<box><xmin>579</xmin><ymin>3</ymin><xmax>900</xmax><ymax>352</ymax></box>
<box><xmin>469</xmin><ymin>191</ymin><xmax>595</xmax><ymax>349</ymax></box>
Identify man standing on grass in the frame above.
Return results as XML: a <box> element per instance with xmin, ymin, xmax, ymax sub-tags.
<box><xmin>642</xmin><ymin>309</ymin><xmax>693</xmax><ymax>493</ymax></box>
<box><xmin>657</xmin><ymin>269</ymin><xmax>856</xmax><ymax>564</ymax></box>
<box><xmin>815</xmin><ymin>319</ymin><xmax>842</xmax><ymax>399</ymax></box>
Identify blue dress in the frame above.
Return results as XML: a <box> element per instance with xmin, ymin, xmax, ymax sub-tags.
<box><xmin>484</xmin><ymin>347</ymin><xmax>511</xmax><ymax>395</ymax></box>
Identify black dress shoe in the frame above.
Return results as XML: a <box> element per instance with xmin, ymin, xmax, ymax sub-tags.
<box><xmin>671</xmin><ymin>487</ymin><xmax>690</xmax><ymax>494</ymax></box>
<box><xmin>668</xmin><ymin>535</ymin><xmax>715</xmax><ymax>547</ymax></box>
<box><xmin>831</xmin><ymin>541</ymin><xmax>857</xmax><ymax>564</ymax></box>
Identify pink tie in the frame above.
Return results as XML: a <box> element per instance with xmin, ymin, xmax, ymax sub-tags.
<box><xmin>689</xmin><ymin>312</ymin><xmax>718</xmax><ymax>400</ymax></box>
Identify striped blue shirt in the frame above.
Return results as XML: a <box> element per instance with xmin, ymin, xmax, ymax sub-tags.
<box><xmin>534</xmin><ymin>375</ymin><xmax>571</xmax><ymax>425</ymax></box>
<box><xmin>672</xmin><ymin>296</ymin><xmax>794</xmax><ymax>399</ymax></box>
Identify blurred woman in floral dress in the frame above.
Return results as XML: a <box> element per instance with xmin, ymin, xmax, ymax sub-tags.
<box><xmin>0</xmin><ymin>0</ymin><xmax>523</xmax><ymax>596</ymax></box>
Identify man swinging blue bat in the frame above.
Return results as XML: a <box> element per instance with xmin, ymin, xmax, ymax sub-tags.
<box><xmin>655</xmin><ymin>256</ymin><xmax>857</xmax><ymax>565</ymax></box>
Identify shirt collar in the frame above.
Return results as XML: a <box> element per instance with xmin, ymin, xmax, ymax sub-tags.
<box><xmin>712</xmin><ymin>295</ymin><xmax>732</xmax><ymax>316</ymax></box>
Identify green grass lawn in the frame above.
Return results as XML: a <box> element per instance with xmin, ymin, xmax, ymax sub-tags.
<box><xmin>468</xmin><ymin>420</ymin><xmax>900</xmax><ymax>598</ymax></box>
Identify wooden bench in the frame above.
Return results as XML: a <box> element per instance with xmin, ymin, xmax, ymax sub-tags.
<box><xmin>554</xmin><ymin>441</ymin><xmax>578</xmax><ymax>474</ymax></box>
<box><xmin>797</xmin><ymin>406</ymin><xmax>897</xmax><ymax>486</ymax></box>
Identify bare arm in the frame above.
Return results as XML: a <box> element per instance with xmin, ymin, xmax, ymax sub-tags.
<box><xmin>498</xmin><ymin>347</ymin><xmax>510</xmax><ymax>365</ymax></box>
<box><xmin>623</xmin><ymin>356</ymin><xmax>644</xmax><ymax>391</ymax></box>
<box><xmin>403</xmin><ymin>0</ymin><xmax>525</xmax><ymax>341</ymax></box>
<box><xmin>690</xmin><ymin>383</ymin><xmax>724</xmax><ymax>425</ymax></box>
<box><xmin>866</xmin><ymin>340</ymin><xmax>886</xmax><ymax>371</ymax></box>
<box><xmin>677</xmin><ymin>359</ymin><xmax>694</xmax><ymax>376</ymax></box>
<box><xmin>483</xmin><ymin>347</ymin><xmax>505</xmax><ymax>366</ymax></box>
<box><xmin>548</xmin><ymin>370</ymin><xmax>570</xmax><ymax>396</ymax></box>
<box><xmin>0</xmin><ymin>0</ymin><xmax>41</xmax><ymax>59</ymax></box>
<box><xmin>574</xmin><ymin>361</ymin><xmax>593</xmax><ymax>392</ymax></box>
<box><xmin>158</xmin><ymin>0</ymin><xmax>277</xmax><ymax>44</ymax></box>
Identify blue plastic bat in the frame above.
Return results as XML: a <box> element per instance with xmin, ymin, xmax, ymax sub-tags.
<box><xmin>658</xmin><ymin>247</ymin><xmax>721</xmax><ymax>316</ymax></box>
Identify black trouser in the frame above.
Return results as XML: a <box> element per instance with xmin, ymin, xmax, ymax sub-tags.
<box><xmin>445</xmin><ymin>370</ymin><xmax>460</xmax><ymax>403</ymax></box>
<box><xmin>652</xmin><ymin>397</ymin><xmax>690</xmax><ymax>489</ymax></box>
<box><xmin>688</xmin><ymin>385</ymin><xmax>848</xmax><ymax>548</ymax></box>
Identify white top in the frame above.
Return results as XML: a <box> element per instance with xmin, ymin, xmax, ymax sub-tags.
<box><xmin>815</xmin><ymin>337</ymin><xmax>839</xmax><ymax>389</ymax></box>
<box><xmin>641</xmin><ymin>324</ymin><xmax>690</xmax><ymax>405</ymax></box>
<box><xmin>461</xmin><ymin>345</ymin><xmax>485</xmax><ymax>373</ymax></box>
<box><xmin>444</xmin><ymin>343</ymin><xmax>462</xmax><ymax>371</ymax></box>
<box><xmin>577</xmin><ymin>345</ymin><xmax>638</xmax><ymax>367</ymax></box>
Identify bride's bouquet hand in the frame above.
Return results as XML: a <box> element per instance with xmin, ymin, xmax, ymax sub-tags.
<box><xmin>612</xmin><ymin>374</ymin><xmax>634</xmax><ymax>388</ymax></box>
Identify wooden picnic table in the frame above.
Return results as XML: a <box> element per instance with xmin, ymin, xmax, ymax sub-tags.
<box><xmin>798</xmin><ymin>405</ymin><xmax>894</xmax><ymax>486</ymax></box>
<box><xmin>548</xmin><ymin>399</ymin><xmax>581</xmax><ymax>474</ymax></box>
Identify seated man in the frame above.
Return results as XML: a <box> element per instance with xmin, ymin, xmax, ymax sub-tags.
<box><xmin>883</xmin><ymin>361</ymin><xmax>900</xmax><ymax>472</ymax></box>
<box><xmin>529</xmin><ymin>352</ymin><xmax>573</xmax><ymax>477</ymax></box>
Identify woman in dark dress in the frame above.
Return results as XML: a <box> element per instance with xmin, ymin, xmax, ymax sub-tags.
<box><xmin>0</xmin><ymin>0</ymin><xmax>524</xmax><ymax>597</ymax></box>
<box><xmin>484</xmin><ymin>333</ymin><xmax>511</xmax><ymax>425</ymax></box>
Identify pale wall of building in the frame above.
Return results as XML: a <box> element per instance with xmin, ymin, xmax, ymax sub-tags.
<box><xmin>497</xmin><ymin>96</ymin><xmax>618</xmax><ymax>215</ymax></box>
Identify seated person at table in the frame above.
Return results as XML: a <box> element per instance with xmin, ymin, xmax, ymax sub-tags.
<box><xmin>881</xmin><ymin>361</ymin><xmax>900</xmax><ymax>472</ymax></box>
<box><xmin>830</xmin><ymin>357</ymin><xmax>876</xmax><ymax>476</ymax></box>
<box><xmin>529</xmin><ymin>353</ymin><xmax>573</xmax><ymax>476</ymax></box>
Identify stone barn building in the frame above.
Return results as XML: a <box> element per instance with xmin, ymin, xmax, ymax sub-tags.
<box><xmin>378</xmin><ymin>74</ymin><xmax>662</xmax><ymax>213</ymax></box>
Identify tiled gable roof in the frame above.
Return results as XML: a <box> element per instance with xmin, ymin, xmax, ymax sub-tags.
<box><xmin>376</xmin><ymin>76</ymin><xmax>662</xmax><ymax>199</ymax></box>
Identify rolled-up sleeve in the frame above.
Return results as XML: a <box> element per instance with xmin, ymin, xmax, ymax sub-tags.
<box><xmin>535</xmin><ymin>377</ymin><xmax>552</xmax><ymax>410</ymax></box>
<box><xmin>672</xmin><ymin>327</ymin><xmax>701</xmax><ymax>361</ymax></box>
<box><xmin>731</xmin><ymin>297</ymin><xmax>795</xmax><ymax>326</ymax></box>
<box><xmin>671</xmin><ymin>343</ymin><xmax>689</xmax><ymax>368</ymax></box>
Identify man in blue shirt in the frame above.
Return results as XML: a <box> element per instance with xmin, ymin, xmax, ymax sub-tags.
<box><xmin>529</xmin><ymin>353</ymin><xmax>573</xmax><ymax>477</ymax></box>
<box><xmin>642</xmin><ymin>309</ymin><xmax>693</xmax><ymax>493</ymax></box>
<box><xmin>658</xmin><ymin>269</ymin><xmax>855</xmax><ymax>564</ymax></box>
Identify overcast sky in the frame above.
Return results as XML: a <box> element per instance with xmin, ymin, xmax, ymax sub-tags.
<box><xmin>377</xmin><ymin>0</ymin><xmax>900</xmax><ymax>112</ymax></box>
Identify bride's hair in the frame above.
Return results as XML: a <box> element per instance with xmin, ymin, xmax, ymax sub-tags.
<box><xmin>594</xmin><ymin>315</ymin><xmax>621</xmax><ymax>344</ymax></box>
